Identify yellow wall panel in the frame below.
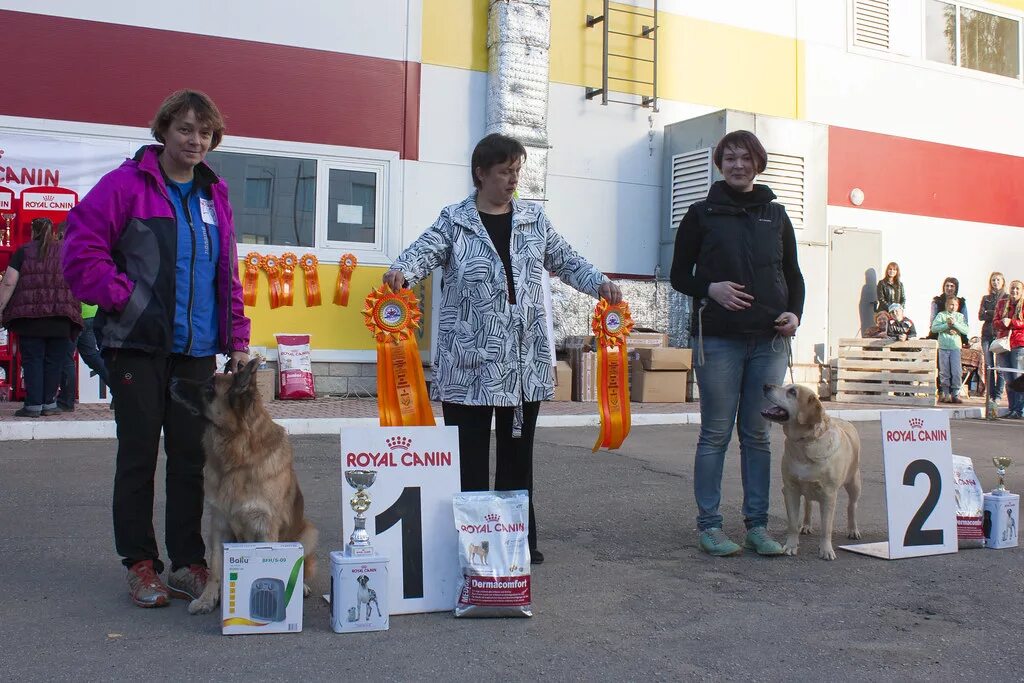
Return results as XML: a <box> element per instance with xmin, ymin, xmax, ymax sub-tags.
<box><xmin>989</xmin><ymin>0</ymin><xmax>1024</xmax><ymax>12</ymax></box>
<box><xmin>240</xmin><ymin>263</ymin><xmax>432</xmax><ymax>351</ymax></box>
<box><xmin>427</xmin><ymin>0</ymin><xmax>801</xmax><ymax>119</ymax></box>
<box><xmin>422</xmin><ymin>0</ymin><xmax>489</xmax><ymax>71</ymax></box>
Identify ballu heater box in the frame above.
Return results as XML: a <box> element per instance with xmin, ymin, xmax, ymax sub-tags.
<box><xmin>222</xmin><ymin>543</ymin><xmax>304</xmax><ymax>635</ymax></box>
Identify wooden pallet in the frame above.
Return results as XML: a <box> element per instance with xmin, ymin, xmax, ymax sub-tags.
<box><xmin>835</xmin><ymin>338</ymin><xmax>938</xmax><ymax>406</ymax></box>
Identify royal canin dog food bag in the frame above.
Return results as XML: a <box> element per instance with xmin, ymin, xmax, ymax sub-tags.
<box><xmin>453</xmin><ymin>490</ymin><xmax>532</xmax><ymax>618</ymax></box>
<box><xmin>275</xmin><ymin>334</ymin><xmax>316</xmax><ymax>400</ymax></box>
<box><xmin>952</xmin><ymin>454</ymin><xmax>985</xmax><ymax>549</ymax></box>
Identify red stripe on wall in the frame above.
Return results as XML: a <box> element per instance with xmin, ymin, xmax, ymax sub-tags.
<box><xmin>0</xmin><ymin>11</ymin><xmax>419</xmax><ymax>159</ymax></box>
<box><xmin>828</xmin><ymin>126</ymin><xmax>1024</xmax><ymax>227</ymax></box>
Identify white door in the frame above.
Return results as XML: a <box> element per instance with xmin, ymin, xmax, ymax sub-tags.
<box><xmin>828</xmin><ymin>227</ymin><xmax>882</xmax><ymax>360</ymax></box>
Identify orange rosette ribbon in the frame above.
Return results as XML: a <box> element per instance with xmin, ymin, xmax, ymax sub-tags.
<box><xmin>334</xmin><ymin>253</ymin><xmax>358</xmax><ymax>307</ymax></box>
<box><xmin>279</xmin><ymin>252</ymin><xmax>297</xmax><ymax>306</ymax></box>
<box><xmin>591</xmin><ymin>299</ymin><xmax>634</xmax><ymax>452</ymax></box>
<box><xmin>262</xmin><ymin>255</ymin><xmax>284</xmax><ymax>309</ymax></box>
<box><xmin>301</xmin><ymin>253</ymin><xmax>322</xmax><ymax>307</ymax></box>
<box><xmin>242</xmin><ymin>252</ymin><xmax>263</xmax><ymax>306</ymax></box>
<box><xmin>363</xmin><ymin>285</ymin><xmax>435</xmax><ymax>427</ymax></box>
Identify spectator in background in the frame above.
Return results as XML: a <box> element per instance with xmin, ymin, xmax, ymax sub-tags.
<box><xmin>864</xmin><ymin>310</ymin><xmax>890</xmax><ymax>338</ymax></box>
<box><xmin>993</xmin><ymin>280</ymin><xmax>1024</xmax><ymax>419</ymax></box>
<box><xmin>875</xmin><ymin>261</ymin><xmax>905</xmax><ymax>314</ymax></box>
<box><xmin>928</xmin><ymin>277</ymin><xmax>968</xmax><ymax>347</ymax></box>
<box><xmin>931</xmin><ymin>296</ymin><xmax>970</xmax><ymax>404</ymax></box>
<box><xmin>57</xmin><ymin>302</ymin><xmax>109</xmax><ymax>412</ymax></box>
<box><xmin>0</xmin><ymin>218</ymin><xmax>83</xmax><ymax>417</ymax></box>
<box><xmin>886</xmin><ymin>303</ymin><xmax>917</xmax><ymax>341</ymax></box>
<box><xmin>979</xmin><ymin>272</ymin><xmax>1007</xmax><ymax>406</ymax></box>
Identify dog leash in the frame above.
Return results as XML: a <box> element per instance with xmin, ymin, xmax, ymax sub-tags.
<box><xmin>771</xmin><ymin>332</ymin><xmax>796</xmax><ymax>385</ymax></box>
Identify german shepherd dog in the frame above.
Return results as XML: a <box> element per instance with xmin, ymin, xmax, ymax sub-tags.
<box><xmin>170</xmin><ymin>358</ymin><xmax>318</xmax><ymax>615</ymax></box>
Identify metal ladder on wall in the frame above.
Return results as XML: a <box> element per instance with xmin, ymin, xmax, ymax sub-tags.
<box><xmin>585</xmin><ymin>0</ymin><xmax>658</xmax><ymax>109</ymax></box>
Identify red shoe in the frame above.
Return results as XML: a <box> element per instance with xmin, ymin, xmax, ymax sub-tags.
<box><xmin>167</xmin><ymin>564</ymin><xmax>210</xmax><ymax>601</ymax></box>
<box><xmin>126</xmin><ymin>560</ymin><xmax>170</xmax><ymax>608</ymax></box>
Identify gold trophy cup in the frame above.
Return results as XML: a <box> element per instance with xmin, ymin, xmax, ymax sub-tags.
<box><xmin>992</xmin><ymin>457</ymin><xmax>1012</xmax><ymax>495</ymax></box>
<box><xmin>0</xmin><ymin>212</ymin><xmax>15</xmax><ymax>247</ymax></box>
<box><xmin>345</xmin><ymin>469</ymin><xmax>377</xmax><ymax>557</ymax></box>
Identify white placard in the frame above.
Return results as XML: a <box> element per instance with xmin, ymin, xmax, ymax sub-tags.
<box><xmin>0</xmin><ymin>191</ymin><xmax>11</xmax><ymax>211</ymax></box>
<box><xmin>337</xmin><ymin>203</ymin><xmax>363</xmax><ymax>224</ymax></box>
<box><xmin>340</xmin><ymin>426</ymin><xmax>461</xmax><ymax>614</ymax></box>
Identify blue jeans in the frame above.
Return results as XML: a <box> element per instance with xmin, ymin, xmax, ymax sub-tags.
<box><xmin>18</xmin><ymin>335</ymin><xmax>73</xmax><ymax>410</ymax></box>
<box><xmin>982</xmin><ymin>337</ymin><xmax>1006</xmax><ymax>400</ymax></box>
<box><xmin>692</xmin><ymin>335</ymin><xmax>788</xmax><ymax>531</ymax></box>
<box><xmin>937</xmin><ymin>348</ymin><xmax>961</xmax><ymax>394</ymax></box>
<box><xmin>57</xmin><ymin>318</ymin><xmax>108</xmax><ymax>408</ymax></box>
<box><xmin>1006</xmin><ymin>347</ymin><xmax>1024</xmax><ymax>414</ymax></box>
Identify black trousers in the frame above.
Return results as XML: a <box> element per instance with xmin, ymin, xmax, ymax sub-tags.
<box><xmin>441</xmin><ymin>401</ymin><xmax>541</xmax><ymax>550</ymax></box>
<box><xmin>106</xmin><ymin>349</ymin><xmax>215</xmax><ymax>573</ymax></box>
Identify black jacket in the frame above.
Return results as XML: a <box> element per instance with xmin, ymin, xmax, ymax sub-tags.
<box><xmin>670</xmin><ymin>181</ymin><xmax>805</xmax><ymax>337</ymax></box>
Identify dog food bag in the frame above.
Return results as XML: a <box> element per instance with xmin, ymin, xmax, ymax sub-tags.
<box><xmin>453</xmin><ymin>490</ymin><xmax>532</xmax><ymax>618</ymax></box>
<box><xmin>275</xmin><ymin>334</ymin><xmax>316</xmax><ymax>400</ymax></box>
<box><xmin>952</xmin><ymin>454</ymin><xmax>985</xmax><ymax>549</ymax></box>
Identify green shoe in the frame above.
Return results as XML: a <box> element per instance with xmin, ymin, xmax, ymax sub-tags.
<box><xmin>743</xmin><ymin>526</ymin><xmax>784</xmax><ymax>556</ymax></box>
<box><xmin>699</xmin><ymin>528</ymin><xmax>743</xmax><ymax>556</ymax></box>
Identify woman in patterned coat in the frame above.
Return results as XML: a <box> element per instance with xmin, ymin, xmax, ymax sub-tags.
<box><xmin>384</xmin><ymin>133</ymin><xmax>621</xmax><ymax>563</ymax></box>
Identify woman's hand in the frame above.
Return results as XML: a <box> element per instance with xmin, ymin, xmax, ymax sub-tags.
<box><xmin>774</xmin><ymin>311</ymin><xmax>799</xmax><ymax>337</ymax></box>
<box><xmin>708</xmin><ymin>281</ymin><xmax>753</xmax><ymax>311</ymax></box>
<box><xmin>383</xmin><ymin>269</ymin><xmax>407</xmax><ymax>291</ymax></box>
<box><xmin>598</xmin><ymin>281</ymin><xmax>622</xmax><ymax>305</ymax></box>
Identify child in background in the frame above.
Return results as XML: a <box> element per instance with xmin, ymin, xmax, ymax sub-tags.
<box><xmin>864</xmin><ymin>310</ymin><xmax>889</xmax><ymax>338</ymax></box>
<box><xmin>932</xmin><ymin>295</ymin><xmax>970</xmax><ymax>403</ymax></box>
<box><xmin>886</xmin><ymin>303</ymin><xmax>917</xmax><ymax>341</ymax></box>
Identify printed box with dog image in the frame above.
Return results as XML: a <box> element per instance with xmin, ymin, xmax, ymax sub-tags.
<box><xmin>329</xmin><ymin>552</ymin><xmax>390</xmax><ymax>633</ymax></box>
<box><xmin>222</xmin><ymin>543</ymin><xmax>304</xmax><ymax>635</ymax></box>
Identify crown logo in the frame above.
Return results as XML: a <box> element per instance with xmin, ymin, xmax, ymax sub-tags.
<box><xmin>385</xmin><ymin>435</ymin><xmax>412</xmax><ymax>451</ymax></box>
<box><xmin>909</xmin><ymin>418</ymin><xmax>924</xmax><ymax>429</ymax></box>
<box><xmin>43</xmin><ymin>195</ymin><xmax>54</xmax><ymax>202</ymax></box>
<box><xmin>484</xmin><ymin>513</ymin><xmax>500</xmax><ymax>522</ymax></box>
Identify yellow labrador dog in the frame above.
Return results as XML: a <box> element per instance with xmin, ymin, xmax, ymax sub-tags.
<box><xmin>762</xmin><ymin>384</ymin><xmax>862</xmax><ymax>560</ymax></box>
<box><xmin>170</xmin><ymin>358</ymin><xmax>318</xmax><ymax>614</ymax></box>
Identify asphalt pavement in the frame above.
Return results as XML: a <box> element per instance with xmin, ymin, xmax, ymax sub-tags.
<box><xmin>1</xmin><ymin>418</ymin><xmax>1022</xmax><ymax>681</ymax></box>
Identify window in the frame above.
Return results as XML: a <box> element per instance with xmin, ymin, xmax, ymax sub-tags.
<box><xmin>925</xmin><ymin>1</ymin><xmax>1021</xmax><ymax>79</ymax></box>
<box><xmin>327</xmin><ymin>168</ymin><xmax>378</xmax><ymax>244</ymax></box>
<box><xmin>205</xmin><ymin>151</ymin><xmax>317</xmax><ymax>247</ymax></box>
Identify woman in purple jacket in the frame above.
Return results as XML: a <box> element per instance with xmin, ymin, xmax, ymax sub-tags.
<box><xmin>62</xmin><ymin>90</ymin><xmax>250</xmax><ymax>609</ymax></box>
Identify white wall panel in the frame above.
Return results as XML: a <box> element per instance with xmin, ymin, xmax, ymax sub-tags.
<box><xmin>0</xmin><ymin>0</ymin><xmax>415</xmax><ymax>61</ymax></box>
<box><xmin>417</xmin><ymin>65</ymin><xmax>488</xmax><ymax>166</ymax></box>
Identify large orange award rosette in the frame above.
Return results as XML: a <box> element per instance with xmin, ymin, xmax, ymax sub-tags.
<box><xmin>334</xmin><ymin>253</ymin><xmax>357</xmax><ymax>306</ymax></box>
<box><xmin>591</xmin><ymin>299</ymin><xmax>634</xmax><ymax>452</ymax></box>
<box><xmin>242</xmin><ymin>252</ymin><xmax>263</xmax><ymax>306</ymax></box>
<box><xmin>280</xmin><ymin>252</ymin><xmax>297</xmax><ymax>306</ymax></box>
<box><xmin>300</xmin><ymin>253</ymin><xmax>322</xmax><ymax>307</ymax></box>
<box><xmin>363</xmin><ymin>285</ymin><xmax>435</xmax><ymax>427</ymax></box>
<box><xmin>262</xmin><ymin>255</ymin><xmax>284</xmax><ymax>309</ymax></box>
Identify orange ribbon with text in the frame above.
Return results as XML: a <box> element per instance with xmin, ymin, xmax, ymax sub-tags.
<box><xmin>363</xmin><ymin>285</ymin><xmax>435</xmax><ymax>427</ymax></box>
<box><xmin>280</xmin><ymin>252</ymin><xmax>297</xmax><ymax>306</ymax></box>
<box><xmin>262</xmin><ymin>255</ymin><xmax>284</xmax><ymax>309</ymax></box>
<box><xmin>592</xmin><ymin>299</ymin><xmax>633</xmax><ymax>452</ymax></box>
<box><xmin>242</xmin><ymin>252</ymin><xmax>262</xmax><ymax>306</ymax></box>
<box><xmin>301</xmin><ymin>254</ymin><xmax>321</xmax><ymax>307</ymax></box>
<box><xmin>334</xmin><ymin>253</ymin><xmax>357</xmax><ymax>306</ymax></box>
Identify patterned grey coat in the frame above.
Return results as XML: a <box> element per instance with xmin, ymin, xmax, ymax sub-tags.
<box><xmin>392</xmin><ymin>194</ymin><xmax>607</xmax><ymax>407</ymax></box>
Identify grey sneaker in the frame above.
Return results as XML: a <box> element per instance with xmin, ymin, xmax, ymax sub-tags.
<box><xmin>167</xmin><ymin>564</ymin><xmax>210</xmax><ymax>601</ymax></box>
<box><xmin>699</xmin><ymin>527</ymin><xmax>743</xmax><ymax>556</ymax></box>
<box><xmin>743</xmin><ymin>526</ymin><xmax>785</xmax><ymax>556</ymax></box>
<box><xmin>126</xmin><ymin>560</ymin><xmax>170</xmax><ymax>608</ymax></box>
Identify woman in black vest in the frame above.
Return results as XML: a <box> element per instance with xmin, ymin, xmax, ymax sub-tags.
<box><xmin>670</xmin><ymin>130</ymin><xmax>805</xmax><ymax>557</ymax></box>
<box><xmin>0</xmin><ymin>218</ymin><xmax>82</xmax><ymax>417</ymax></box>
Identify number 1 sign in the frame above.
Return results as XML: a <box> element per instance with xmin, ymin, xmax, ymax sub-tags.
<box><xmin>340</xmin><ymin>426</ymin><xmax>461</xmax><ymax>614</ymax></box>
<box><xmin>841</xmin><ymin>410</ymin><xmax>958</xmax><ymax>560</ymax></box>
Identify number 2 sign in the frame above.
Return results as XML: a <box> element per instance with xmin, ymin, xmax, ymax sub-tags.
<box><xmin>879</xmin><ymin>410</ymin><xmax>958</xmax><ymax>559</ymax></box>
<box><xmin>340</xmin><ymin>426</ymin><xmax>461</xmax><ymax>614</ymax></box>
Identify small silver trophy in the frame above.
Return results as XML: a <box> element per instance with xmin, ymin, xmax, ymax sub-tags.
<box><xmin>992</xmin><ymin>457</ymin><xmax>1013</xmax><ymax>496</ymax></box>
<box><xmin>345</xmin><ymin>469</ymin><xmax>377</xmax><ymax>557</ymax></box>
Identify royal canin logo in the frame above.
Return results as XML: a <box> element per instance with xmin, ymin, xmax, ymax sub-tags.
<box><xmin>885</xmin><ymin>416</ymin><xmax>947</xmax><ymax>443</ymax></box>
<box><xmin>386</xmin><ymin>436</ymin><xmax>412</xmax><ymax>451</ymax></box>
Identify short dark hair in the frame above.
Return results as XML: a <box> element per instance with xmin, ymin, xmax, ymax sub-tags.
<box><xmin>713</xmin><ymin>130</ymin><xmax>768</xmax><ymax>175</ymax></box>
<box><xmin>151</xmin><ymin>89</ymin><xmax>226</xmax><ymax>150</ymax></box>
<box><xmin>470</xmin><ymin>133</ymin><xmax>527</xmax><ymax>189</ymax></box>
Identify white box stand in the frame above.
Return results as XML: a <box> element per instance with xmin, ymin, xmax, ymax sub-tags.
<box><xmin>983</xmin><ymin>492</ymin><xmax>1019</xmax><ymax>549</ymax></box>
<box><xmin>330</xmin><ymin>551</ymin><xmax>390</xmax><ymax>633</ymax></box>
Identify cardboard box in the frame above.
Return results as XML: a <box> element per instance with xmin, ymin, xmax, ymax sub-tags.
<box><xmin>636</xmin><ymin>347</ymin><xmax>692</xmax><ymax>371</ymax></box>
<box><xmin>329</xmin><ymin>551</ymin><xmax>390</xmax><ymax>633</ymax></box>
<box><xmin>629</xmin><ymin>363</ymin><xmax>687</xmax><ymax>403</ymax></box>
<box><xmin>553</xmin><ymin>360</ymin><xmax>572</xmax><ymax>401</ymax></box>
<box><xmin>256</xmin><ymin>369</ymin><xmax>276</xmax><ymax>401</ymax></box>
<box><xmin>627</xmin><ymin>327</ymin><xmax>669</xmax><ymax>351</ymax></box>
<box><xmin>222</xmin><ymin>542</ymin><xmax>305</xmax><ymax>635</ymax></box>
<box><xmin>572</xmin><ymin>351</ymin><xmax>597</xmax><ymax>402</ymax></box>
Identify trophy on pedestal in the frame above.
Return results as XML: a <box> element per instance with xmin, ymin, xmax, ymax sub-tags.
<box><xmin>345</xmin><ymin>469</ymin><xmax>378</xmax><ymax>557</ymax></box>
<box><xmin>0</xmin><ymin>212</ymin><xmax>15</xmax><ymax>247</ymax></box>
<box><xmin>991</xmin><ymin>457</ymin><xmax>1012</xmax><ymax>495</ymax></box>
<box><xmin>984</xmin><ymin>457</ymin><xmax>1019</xmax><ymax>549</ymax></box>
